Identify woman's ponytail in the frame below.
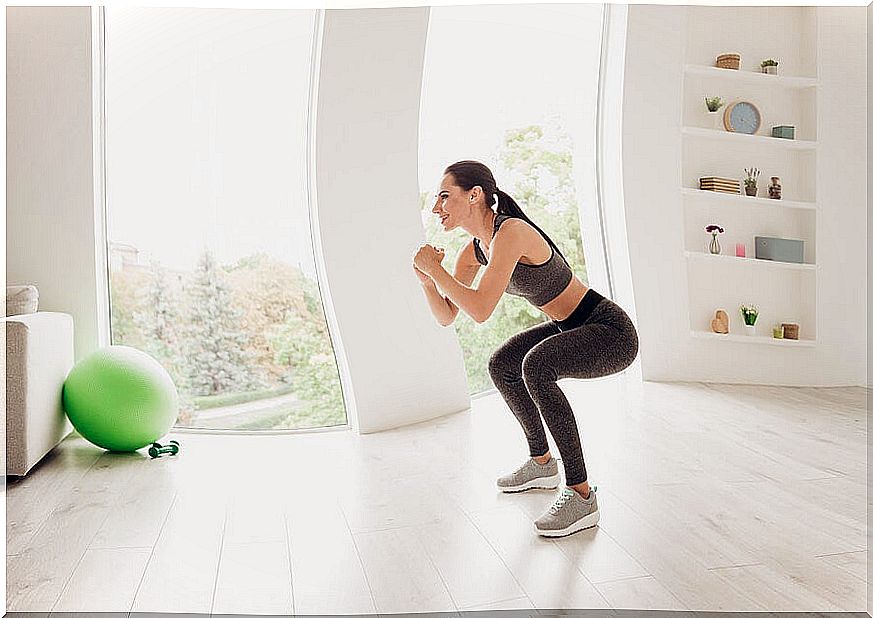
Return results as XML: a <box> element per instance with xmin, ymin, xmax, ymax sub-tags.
<box><xmin>494</xmin><ymin>188</ymin><xmax>569</xmax><ymax>265</ymax></box>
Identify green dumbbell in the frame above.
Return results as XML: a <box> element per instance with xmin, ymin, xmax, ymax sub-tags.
<box><xmin>148</xmin><ymin>440</ymin><xmax>180</xmax><ymax>459</ymax></box>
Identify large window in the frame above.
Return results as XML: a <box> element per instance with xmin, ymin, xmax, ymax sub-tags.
<box><xmin>105</xmin><ymin>8</ymin><xmax>347</xmax><ymax>430</ymax></box>
<box><xmin>419</xmin><ymin>4</ymin><xmax>606</xmax><ymax>395</ymax></box>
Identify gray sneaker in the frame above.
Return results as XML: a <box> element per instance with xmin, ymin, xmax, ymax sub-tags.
<box><xmin>496</xmin><ymin>457</ymin><xmax>561</xmax><ymax>493</ymax></box>
<box><xmin>534</xmin><ymin>485</ymin><xmax>599</xmax><ymax>537</ymax></box>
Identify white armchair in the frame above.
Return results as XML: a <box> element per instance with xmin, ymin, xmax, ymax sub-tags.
<box><xmin>4</xmin><ymin>311</ymin><xmax>76</xmax><ymax>476</ymax></box>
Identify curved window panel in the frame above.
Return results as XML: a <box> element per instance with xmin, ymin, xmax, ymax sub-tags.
<box><xmin>419</xmin><ymin>4</ymin><xmax>606</xmax><ymax>395</ymax></box>
<box><xmin>105</xmin><ymin>8</ymin><xmax>347</xmax><ymax>430</ymax></box>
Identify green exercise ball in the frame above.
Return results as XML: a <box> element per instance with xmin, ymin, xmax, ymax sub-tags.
<box><xmin>62</xmin><ymin>345</ymin><xmax>179</xmax><ymax>452</ymax></box>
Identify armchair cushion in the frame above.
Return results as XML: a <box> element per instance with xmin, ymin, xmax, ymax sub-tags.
<box><xmin>6</xmin><ymin>284</ymin><xmax>39</xmax><ymax>316</ymax></box>
<box><xmin>4</xmin><ymin>311</ymin><xmax>75</xmax><ymax>476</ymax></box>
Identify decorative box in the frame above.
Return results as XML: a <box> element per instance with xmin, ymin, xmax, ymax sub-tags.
<box><xmin>755</xmin><ymin>236</ymin><xmax>804</xmax><ymax>264</ymax></box>
<box><xmin>771</xmin><ymin>125</ymin><xmax>795</xmax><ymax>139</ymax></box>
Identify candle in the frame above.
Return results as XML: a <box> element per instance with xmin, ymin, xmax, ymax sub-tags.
<box><xmin>735</xmin><ymin>243</ymin><xmax>746</xmax><ymax>257</ymax></box>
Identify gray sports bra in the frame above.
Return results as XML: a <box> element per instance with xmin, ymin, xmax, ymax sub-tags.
<box><xmin>473</xmin><ymin>214</ymin><xmax>574</xmax><ymax>307</ymax></box>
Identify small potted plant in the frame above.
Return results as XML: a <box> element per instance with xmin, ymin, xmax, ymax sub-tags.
<box><xmin>740</xmin><ymin>304</ymin><xmax>759</xmax><ymax>335</ymax></box>
<box><xmin>705</xmin><ymin>224</ymin><xmax>724</xmax><ymax>254</ymax></box>
<box><xmin>743</xmin><ymin>167</ymin><xmax>760</xmax><ymax>196</ymax></box>
<box><xmin>761</xmin><ymin>59</ymin><xmax>778</xmax><ymax>75</ymax></box>
<box><xmin>705</xmin><ymin>96</ymin><xmax>725</xmax><ymax>129</ymax></box>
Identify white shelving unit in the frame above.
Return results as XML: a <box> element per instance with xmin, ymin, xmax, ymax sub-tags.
<box><xmin>679</xmin><ymin>188</ymin><xmax>816</xmax><ymax>211</ymax></box>
<box><xmin>690</xmin><ymin>330</ymin><xmax>816</xmax><ymax>347</ymax></box>
<box><xmin>684</xmin><ymin>63</ymin><xmax>819</xmax><ymax>89</ymax></box>
<box><xmin>684</xmin><ymin>250</ymin><xmax>817</xmax><ymax>272</ymax></box>
<box><xmin>682</xmin><ymin>126</ymin><xmax>818</xmax><ymax>150</ymax></box>
<box><xmin>681</xmin><ymin>7</ymin><xmax>818</xmax><ymax>346</ymax></box>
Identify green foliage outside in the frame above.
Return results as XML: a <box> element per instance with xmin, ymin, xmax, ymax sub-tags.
<box><xmin>267</xmin><ymin>310</ymin><xmax>346</xmax><ymax>429</ymax></box>
<box><xmin>192</xmin><ymin>384</ymin><xmax>295</xmax><ymax>411</ymax></box>
<box><xmin>110</xmin><ymin>251</ymin><xmax>346</xmax><ymax>430</ymax></box>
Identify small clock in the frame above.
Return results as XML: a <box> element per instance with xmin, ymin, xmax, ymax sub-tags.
<box><xmin>723</xmin><ymin>101</ymin><xmax>761</xmax><ymax>135</ymax></box>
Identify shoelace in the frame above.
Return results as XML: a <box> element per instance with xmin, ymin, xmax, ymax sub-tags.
<box><xmin>548</xmin><ymin>488</ymin><xmax>575</xmax><ymax>515</ymax></box>
<box><xmin>513</xmin><ymin>458</ymin><xmax>544</xmax><ymax>478</ymax></box>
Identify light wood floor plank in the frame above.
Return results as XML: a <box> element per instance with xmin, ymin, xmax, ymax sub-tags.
<box><xmin>7</xmin><ymin>453</ymin><xmax>142</xmax><ymax>611</ymax></box>
<box><xmin>594</xmin><ymin>575</ymin><xmax>688</xmax><ymax>610</ymax></box>
<box><xmin>212</xmin><ymin>541</ymin><xmax>293</xmax><ymax>615</ymax></box>
<box><xmin>353</xmin><ymin>527</ymin><xmax>457</xmax><ymax>614</ymax></box>
<box><xmin>89</xmin><ymin>455</ymin><xmax>177</xmax><ymax>550</ymax></box>
<box><xmin>710</xmin><ymin>562</ymin><xmax>847</xmax><ymax>611</ymax></box>
<box><xmin>6</xmin><ymin>437</ymin><xmax>103</xmax><ymax>556</ymax></box>
<box><xmin>817</xmin><ymin>550</ymin><xmax>867</xmax><ymax>582</ymax></box>
<box><xmin>591</xmin><ymin>487</ymin><xmax>763</xmax><ymax>611</ymax></box>
<box><xmin>130</xmin><ymin>488</ymin><xmax>226</xmax><ymax>613</ymax></box>
<box><xmin>415</xmin><ymin>512</ymin><xmax>526</xmax><ymax>609</ymax></box>
<box><xmin>467</xmin><ymin>505</ymin><xmax>611</xmax><ymax>610</ymax></box>
<box><xmin>462</xmin><ymin>596</ymin><xmax>536</xmax><ymax>610</ymax></box>
<box><xmin>284</xmin><ymin>487</ymin><xmax>376</xmax><ymax>615</ymax></box>
<box><xmin>548</xmin><ymin>526</ymin><xmax>650</xmax><ymax>585</ymax></box>
<box><xmin>51</xmin><ymin>547</ymin><xmax>151</xmax><ymax>612</ymax></box>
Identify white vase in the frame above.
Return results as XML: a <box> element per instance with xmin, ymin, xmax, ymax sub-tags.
<box><xmin>707</xmin><ymin>110</ymin><xmax>722</xmax><ymax>130</ymax></box>
<box><xmin>743</xmin><ymin>323</ymin><xmax>757</xmax><ymax>336</ymax></box>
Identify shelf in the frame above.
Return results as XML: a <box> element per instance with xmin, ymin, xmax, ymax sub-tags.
<box><xmin>685</xmin><ymin>250</ymin><xmax>816</xmax><ymax>272</ymax></box>
<box><xmin>680</xmin><ymin>188</ymin><xmax>817</xmax><ymax>211</ymax></box>
<box><xmin>691</xmin><ymin>330</ymin><xmax>816</xmax><ymax>347</ymax></box>
<box><xmin>682</xmin><ymin>127</ymin><xmax>817</xmax><ymax>150</ymax></box>
<box><xmin>684</xmin><ymin>64</ymin><xmax>819</xmax><ymax>89</ymax></box>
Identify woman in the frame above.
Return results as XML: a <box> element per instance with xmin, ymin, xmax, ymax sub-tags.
<box><xmin>413</xmin><ymin>160</ymin><xmax>639</xmax><ymax>538</ymax></box>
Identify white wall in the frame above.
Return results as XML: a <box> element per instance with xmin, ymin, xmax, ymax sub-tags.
<box><xmin>6</xmin><ymin>7</ymin><xmax>100</xmax><ymax>363</ymax></box>
<box><xmin>598</xmin><ymin>4</ymin><xmax>637</xmax><ymax>324</ymax></box>
<box><xmin>313</xmin><ymin>7</ymin><xmax>470</xmax><ymax>433</ymax></box>
<box><xmin>622</xmin><ymin>6</ymin><xmax>867</xmax><ymax>387</ymax></box>
<box><xmin>866</xmin><ymin>3</ymin><xmax>871</xmax><ymax>612</ymax></box>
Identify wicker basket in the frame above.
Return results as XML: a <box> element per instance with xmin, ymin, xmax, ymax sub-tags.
<box><xmin>716</xmin><ymin>53</ymin><xmax>741</xmax><ymax>70</ymax></box>
<box><xmin>781</xmin><ymin>323</ymin><xmax>799</xmax><ymax>340</ymax></box>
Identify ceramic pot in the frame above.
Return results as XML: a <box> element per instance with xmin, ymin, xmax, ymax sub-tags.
<box><xmin>743</xmin><ymin>323</ymin><xmax>757</xmax><ymax>336</ymax></box>
<box><xmin>745</xmin><ymin>185</ymin><xmax>758</xmax><ymax>197</ymax></box>
<box><xmin>707</xmin><ymin>110</ymin><xmax>722</xmax><ymax>129</ymax></box>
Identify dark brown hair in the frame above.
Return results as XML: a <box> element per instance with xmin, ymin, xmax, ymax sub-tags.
<box><xmin>443</xmin><ymin>160</ymin><xmax>568</xmax><ymax>264</ymax></box>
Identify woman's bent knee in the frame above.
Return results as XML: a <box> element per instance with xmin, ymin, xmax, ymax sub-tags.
<box><xmin>521</xmin><ymin>349</ymin><xmax>557</xmax><ymax>387</ymax></box>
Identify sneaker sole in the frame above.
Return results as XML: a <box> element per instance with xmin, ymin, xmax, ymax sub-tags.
<box><xmin>497</xmin><ymin>471</ymin><xmax>561</xmax><ymax>493</ymax></box>
<box><xmin>535</xmin><ymin>508</ymin><xmax>600</xmax><ymax>537</ymax></box>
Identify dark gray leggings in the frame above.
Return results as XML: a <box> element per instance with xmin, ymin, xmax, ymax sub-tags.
<box><xmin>487</xmin><ymin>294</ymin><xmax>639</xmax><ymax>486</ymax></box>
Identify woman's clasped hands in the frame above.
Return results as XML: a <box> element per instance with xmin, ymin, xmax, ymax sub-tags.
<box><xmin>412</xmin><ymin>244</ymin><xmax>445</xmax><ymax>283</ymax></box>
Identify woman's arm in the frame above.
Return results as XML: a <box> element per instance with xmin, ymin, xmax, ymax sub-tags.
<box><xmin>427</xmin><ymin>222</ymin><xmax>525</xmax><ymax>323</ymax></box>
<box><xmin>418</xmin><ymin>276</ymin><xmax>456</xmax><ymax>326</ymax></box>
<box><xmin>417</xmin><ymin>241</ymin><xmax>480</xmax><ymax>327</ymax></box>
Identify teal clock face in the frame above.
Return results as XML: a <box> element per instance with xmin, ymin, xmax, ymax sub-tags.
<box><xmin>729</xmin><ymin>102</ymin><xmax>761</xmax><ymax>134</ymax></box>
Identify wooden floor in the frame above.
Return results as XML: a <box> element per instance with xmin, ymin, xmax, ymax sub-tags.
<box><xmin>6</xmin><ymin>370</ymin><xmax>868</xmax><ymax>614</ymax></box>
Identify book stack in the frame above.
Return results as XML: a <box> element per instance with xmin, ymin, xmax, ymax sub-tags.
<box><xmin>699</xmin><ymin>176</ymin><xmax>740</xmax><ymax>194</ymax></box>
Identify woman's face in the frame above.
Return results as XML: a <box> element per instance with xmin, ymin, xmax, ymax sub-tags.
<box><xmin>431</xmin><ymin>174</ymin><xmax>470</xmax><ymax>231</ymax></box>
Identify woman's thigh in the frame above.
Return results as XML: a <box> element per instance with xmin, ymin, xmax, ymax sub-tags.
<box><xmin>489</xmin><ymin>320</ymin><xmax>560</xmax><ymax>374</ymax></box>
<box><xmin>523</xmin><ymin>315</ymin><xmax>638</xmax><ymax>381</ymax></box>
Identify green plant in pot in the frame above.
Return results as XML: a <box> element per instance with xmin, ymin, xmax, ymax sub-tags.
<box><xmin>743</xmin><ymin>167</ymin><xmax>760</xmax><ymax>196</ymax></box>
<box><xmin>740</xmin><ymin>304</ymin><xmax>759</xmax><ymax>335</ymax></box>
<box><xmin>705</xmin><ymin>96</ymin><xmax>724</xmax><ymax>129</ymax></box>
<box><xmin>761</xmin><ymin>58</ymin><xmax>778</xmax><ymax>75</ymax></box>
